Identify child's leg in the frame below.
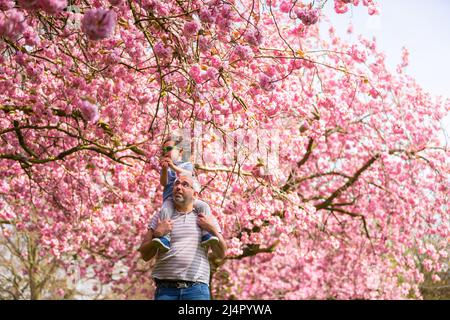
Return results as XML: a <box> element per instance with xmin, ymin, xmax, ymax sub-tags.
<box><xmin>193</xmin><ymin>199</ymin><xmax>211</xmax><ymax>237</ymax></box>
<box><xmin>159</xmin><ymin>198</ymin><xmax>175</xmax><ymax>241</ymax></box>
<box><xmin>151</xmin><ymin>198</ymin><xmax>175</xmax><ymax>252</ymax></box>
<box><xmin>194</xmin><ymin>199</ymin><xmax>219</xmax><ymax>248</ymax></box>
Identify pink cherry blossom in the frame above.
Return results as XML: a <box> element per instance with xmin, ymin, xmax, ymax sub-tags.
<box><xmin>17</xmin><ymin>0</ymin><xmax>67</xmax><ymax>13</ymax></box>
<box><xmin>39</xmin><ymin>0</ymin><xmax>67</xmax><ymax>14</ymax></box>
<box><xmin>0</xmin><ymin>0</ymin><xmax>14</xmax><ymax>10</ymax></box>
<box><xmin>258</xmin><ymin>73</ymin><xmax>275</xmax><ymax>91</ymax></box>
<box><xmin>400</xmin><ymin>47</ymin><xmax>409</xmax><ymax>68</ymax></box>
<box><xmin>368</xmin><ymin>4</ymin><xmax>379</xmax><ymax>15</ymax></box>
<box><xmin>183</xmin><ymin>20</ymin><xmax>201</xmax><ymax>37</ymax></box>
<box><xmin>142</xmin><ymin>0</ymin><xmax>156</xmax><ymax>11</ymax></box>
<box><xmin>23</xmin><ymin>25</ymin><xmax>40</xmax><ymax>46</ymax></box>
<box><xmin>234</xmin><ymin>45</ymin><xmax>254</xmax><ymax>60</ymax></box>
<box><xmin>199</xmin><ymin>7</ymin><xmax>215</xmax><ymax>24</ymax></box>
<box><xmin>334</xmin><ymin>0</ymin><xmax>349</xmax><ymax>14</ymax></box>
<box><xmin>81</xmin><ymin>8</ymin><xmax>117</xmax><ymax>40</ymax></box>
<box><xmin>295</xmin><ymin>8</ymin><xmax>320</xmax><ymax>26</ymax></box>
<box><xmin>202</xmin><ymin>66</ymin><xmax>219</xmax><ymax>82</ymax></box>
<box><xmin>188</xmin><ymin>64</ymin><xmax>202</xmax><ymax>83</ymax></box>
<box><xmin>153</xmin><ymin>41</ymin><xmax>172</xmax><ymax>60</ymax></box>
<box><xmin>431</xmin><ymin>274</ymin><xmax>441</xmax><ymax>282</ymax></box>
<box><xmin>198</xmin><ymin>35</ymin><xmax>212</xmax><ymax>52</ymax></box>
<box><xmin>17</xmin><ymin>0</ymin><xmax>41</xmax><ymax>10</ymax></box>
<box><xmin>109</xmin><ymin>0</ymin><xmax>123</xmax><ymax>6</ymax></box>
<box><xmin>279</xmin><ymin>1</ymin><xmax>292</xmax><ymax>13</ymax></box>
<box><xmin>79</xmin><ymin>100</ymin><xmax>100</xmax><ymax>123</ymax></box>
<box><xmin>423</xmin><ymin>259</ymin><xmax>433</xmax><ymax>272</ymax></box>
<box><xmin>348</xmin><ymin>44</ymin><xmax>367</xmax><ymax>63</ymax></box>
<box><xmin>243</xmin><ymin>28</ymin><xmax>263</xmax><ymax>46</ymax></box>
<box><xmin>216</xmin><ymin>4</ymin><xmax>233</xmax><ymax>31</ymax></box>
<box><xmin>0</xmin><ymin>9</ymin><xmax>28</xmax><ymax>40</ymax></box>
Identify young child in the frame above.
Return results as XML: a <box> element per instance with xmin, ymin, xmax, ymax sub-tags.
<box><xmin>151</xmin><ymin>136</ymin><xmax>219</xmax><ymax>252</ymax></box>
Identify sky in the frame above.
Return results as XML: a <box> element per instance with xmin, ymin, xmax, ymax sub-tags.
<box><xmin>321</xmin><ymin>0</ymin><xmax>450</xmax><ymax>143</ymax></box>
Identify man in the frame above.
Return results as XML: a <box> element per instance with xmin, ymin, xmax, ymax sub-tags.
<box><xmin>139</xmin><ymin>173</ymin><xmax>227</xmax><ymax>300</ymax></box>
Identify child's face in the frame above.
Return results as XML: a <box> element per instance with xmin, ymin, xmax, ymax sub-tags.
<box><xmin>162</xmin><ymin>140</ymin><xmax>182</xmax><ymax>161</ymax></box>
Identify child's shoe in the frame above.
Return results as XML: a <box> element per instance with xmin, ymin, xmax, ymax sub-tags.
<box><xmin>152</xmin><ymin>237</ymin><xmax>170</xmax><ymax>252</ymax></box>
<box><xmin>201</xmin><ymin>233</ymin><xmax>219</xmax><ymax>249</ymax></box>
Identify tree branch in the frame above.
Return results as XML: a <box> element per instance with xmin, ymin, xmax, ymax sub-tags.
<box><xmin>282</xmin><ymin>137</ymin><xmax>315</xmax><ymax>192</ymax></box>
<box><xmin>226</xmin><ymin>240</ymin><xmax>280</xmax><ymax>260</ymax></box>
<box><xmin>13</xmin><ymin>121</ymin><xmax>38</xmax><ymax>158</ymax></box>
<box><xmin>323</xmin><ymin>207</ymin><xmax>375</xmax><ymax>254</ymax></box>
<box><xmin>316</xmin><ymin>154</ymin><xmax>380</xmax><ymax>210</ymax></box>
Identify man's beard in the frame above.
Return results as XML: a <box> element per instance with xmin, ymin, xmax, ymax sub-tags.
<box><xmin>174</xmin><ymin>193</ymin><xmax>192</xmax><ymax>206</ymax></box>
<box><xmin>173</xmin><ymin>194</ymin><xmax>184</xmax><ymax>204</ymax></box>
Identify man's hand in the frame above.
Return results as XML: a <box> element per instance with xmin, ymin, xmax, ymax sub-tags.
<box><xmin>153</xmin><ymin>218</ymin><xmax>173</xmax><ymax>238</ymax></box>
<box><xmin>197</xmin><ymin>213</ymin><xmax>218</xmax><ymax>235</ymax></box>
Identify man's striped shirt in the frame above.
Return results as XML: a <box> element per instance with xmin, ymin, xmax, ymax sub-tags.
<box><xmin>148</xmin><ymin>208</ymin><xmax>221</xmax><ymax>285</ymax></box>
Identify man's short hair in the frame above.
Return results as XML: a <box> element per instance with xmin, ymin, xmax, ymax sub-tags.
<box><xmin>177</xmin><ymin>172</ymin><xmax>201</xmax><ymax>193</ymax></box>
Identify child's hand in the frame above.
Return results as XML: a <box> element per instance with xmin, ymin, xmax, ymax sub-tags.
<box><xmin>159</xmin><ymin>157</ymin><xmax>170</xmax><ymax>169</ymax></box>
<box><xmin>154</xmin><ymin>218</ymin><xmax>173</xmax><ymax>237</ymax></box>
<box><xmin>165</xmin><ymin>157</ymin><xmax>176</xmax><ymax>169</ymax></box>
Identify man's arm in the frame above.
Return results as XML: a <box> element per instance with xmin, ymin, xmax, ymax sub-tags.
<box><xmin>138</xmin><ymin>229</ymin><xmax>158</xmax><ymax>262</ymax></box>
<box><xmin>197</xmin><ymin>213</ymin><xmax>227</xmax><ymax>260</ymax></box>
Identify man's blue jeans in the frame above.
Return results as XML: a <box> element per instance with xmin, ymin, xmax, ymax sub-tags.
<box><xmin>154</xmin><ymin>283</ymin><xmax>210</xmax><ymax>300</ymax></box>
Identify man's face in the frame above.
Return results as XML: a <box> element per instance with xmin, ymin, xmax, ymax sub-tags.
<box><xmin>173</xmin><ymin>175</ymin><xmax>195</xmax><ymax>206</ymax></box>
<box><xmin>162</xmin><ymin>140</ymin><xmax>181</xmax><ymax>161</ymax></box>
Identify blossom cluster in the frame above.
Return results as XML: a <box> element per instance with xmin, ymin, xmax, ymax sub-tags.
<box><xmin>295</xmin><ymin>8</ymin><xmax>320</xmax><ymax>26</ymax></box>
<box><xmin>18</xmin><ymin>0</ymin><xmax>67</xmax><ymax>14</ymax></box>
<box><xmin>81</xmin><ymin>8</ymin><xmax>117</xmax><ymax>40</ymax></box>
<box><xmin>0</xmin><ymin>9</ymin><xmax>27</xmax><ymax>40</ymax></box>
<box><xmin>79</xmin><ymin>100</ymin><xmax>100</xmax><ymax>124</ymax></box>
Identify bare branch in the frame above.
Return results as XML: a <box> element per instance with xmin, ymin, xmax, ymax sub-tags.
<box><xmin>316</xmin><ymin>154</ymin><xmax>380</xmax><ymax>210</ymax></box>
<box><xmin>226</xmin><ymin>241</ymin><xmax>280</xmax><ymax>260</ymax></box>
